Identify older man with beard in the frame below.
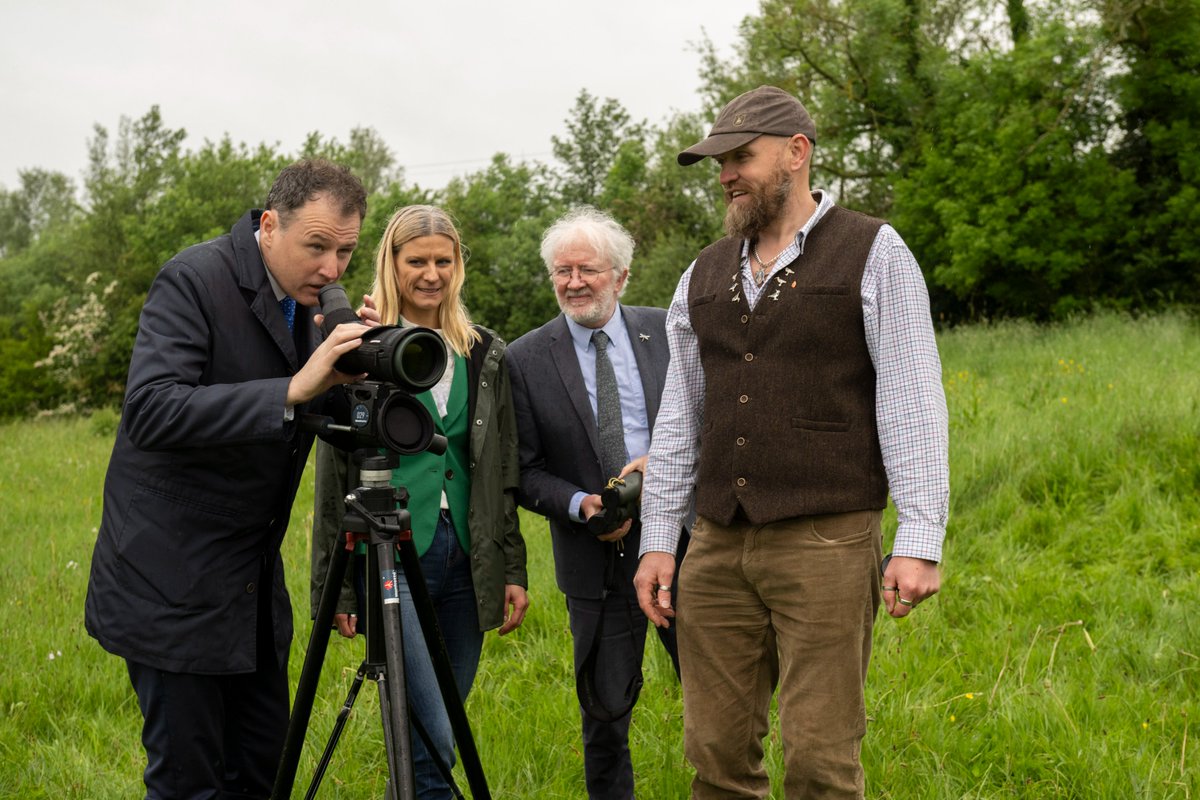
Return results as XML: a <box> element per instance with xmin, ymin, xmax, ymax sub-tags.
<box><xmin>633</xmin><ymin>86</ymin><xmax>949</xmax><ymax>799</ymax></box>
<box><xmin>507</xmin><ymin>206</ymin><xmax>688</xmax><ymax>799</ymax></box>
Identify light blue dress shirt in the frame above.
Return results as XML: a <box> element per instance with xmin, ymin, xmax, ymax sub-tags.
<box><xmin>564</xmin><ymin>306</ymin><xmax>650</xmax><ymax>522</ymax></box>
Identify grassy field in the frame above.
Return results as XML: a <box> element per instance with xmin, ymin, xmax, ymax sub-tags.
<box><xmin>1</xmin><ymin>311</ymin><xmax>1198</xmax><ymax>798</ymax></box>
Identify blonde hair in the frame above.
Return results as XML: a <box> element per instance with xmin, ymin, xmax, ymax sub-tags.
<box><xmin>370</xmin><ymin>205</ymin><xmax>481</xmax><ymax>357</ymax></box>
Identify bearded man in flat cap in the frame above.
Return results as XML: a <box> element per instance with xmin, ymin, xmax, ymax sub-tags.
<box><xmin>634</xmin><ymin>85</ymin><xmax>950</xmax><ymax>799</ymax></box>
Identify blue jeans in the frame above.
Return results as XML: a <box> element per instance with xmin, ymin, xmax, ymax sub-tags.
<box><xmin>400</xmin><ymin>510</ymin><xmax>483</xmax><ymax>800</ymax></box>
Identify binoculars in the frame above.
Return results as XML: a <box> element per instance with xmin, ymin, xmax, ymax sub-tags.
<box><xmin>586</xmin><ymin>471</ymin><xmax>643</xmax><ymax>537</ymax></box>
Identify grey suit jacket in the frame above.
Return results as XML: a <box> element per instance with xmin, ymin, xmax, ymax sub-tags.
<box><xmin>507</xmin><ymin>305</ymin><xmax>672</xmax><ymax>599</ymax></box>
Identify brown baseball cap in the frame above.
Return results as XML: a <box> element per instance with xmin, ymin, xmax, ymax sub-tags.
<box><xmin>678</xmin><ymin>85</ymin><xmax>816</xmax><ymax>166</ymax></box>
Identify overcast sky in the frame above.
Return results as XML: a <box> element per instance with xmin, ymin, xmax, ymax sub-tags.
<box><xmin>0</xmin><ymin>0</ymin><xmax>760</xmax><ymax>193</ymax></box>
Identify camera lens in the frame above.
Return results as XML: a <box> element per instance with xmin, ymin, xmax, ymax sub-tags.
<box><xmin>386</xmin><ymin>328</ymin><xmax>446</xmax><ymax>391</ymax></box>
<box><xmin>377</xmin><ymin>392</ymin><xmax>437</xmax><ymax>455</ymax></box>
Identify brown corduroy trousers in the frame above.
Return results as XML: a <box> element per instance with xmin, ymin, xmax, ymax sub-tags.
<box><xmin>676</xmin><ymin>510</ymin><xmax>883</xmax><ymax>799</ymax></box>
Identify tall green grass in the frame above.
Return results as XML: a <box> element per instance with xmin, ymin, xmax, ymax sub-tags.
<box><xmin>1</xmin><ymin>311</ymin><xmax>1197</xmax><ymax>798</ymax></box>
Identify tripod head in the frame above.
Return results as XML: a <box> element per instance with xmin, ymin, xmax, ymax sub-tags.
<box><xmin>342</xmin><ymin>450</ymin><xmax>412</xmax><ymax>545</ymax></box>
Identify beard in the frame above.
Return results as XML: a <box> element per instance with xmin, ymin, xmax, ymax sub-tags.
<box><xmin>723</xmin><ymin>159</ymin><xmax>793</xmax><ymax>240</ymax></box>
<box><xmin>557</xmin><ymin>286</ymin><xmax>618</xmax><ymax>327</ymax></box>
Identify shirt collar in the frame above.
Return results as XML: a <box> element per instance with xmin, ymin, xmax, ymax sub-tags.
<box><xmin>565</xmin><ymin>305</ymin><xmax>625</xmax><ymax>351</ymax></box>
<box><xmin>254</xmin><ymin>228</ymin><xmax>288</xmax><ymax>302</ymax></box>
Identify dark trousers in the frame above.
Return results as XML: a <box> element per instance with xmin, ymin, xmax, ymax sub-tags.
<box><xmin>567</xmin><ymin>590</ymin><xmax>677</xmax><ymax>800</ymax></box>
<box><xmin>125</xmin><ymin>651</ymin><xmax>289</xmax><ymax>800</ymax></box>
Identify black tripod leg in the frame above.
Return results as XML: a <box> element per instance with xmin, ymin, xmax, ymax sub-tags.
<box><xmin>273</xmin><ymin>530</ymin><xmax>353</xmax><ymax>800</ymax></box>
<box><xmin>373</xmin><ymin>539</ymin><xmax>416</xmax><ymax>800</ymax></box>
<box><xmin>375</xmin><ymin>671</ymin><xmax>402</xmax><ymax>800</ymax></box>
<box><xmin>395</xmin><ymin>538</ymin><xmax>491</xmax><ymax>800</ymax></box>
<box><xmin>303</xmin><ymin>662</ymin><xmax>370</xmax><ymax>800</ymax></box>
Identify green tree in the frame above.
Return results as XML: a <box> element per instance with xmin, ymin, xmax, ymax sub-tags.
<box><xmin>699</xmin><ymin>0</ymin><xmax>1192</xmax><ymax>319</ymax></box>
<box><xmin>0</xmin><ymin>168</ymin><xmax>83</xmax><ymax>413</ymax></box>
<box><xmin>1105</xmin><ymin>0</ymin><xmax>1200</xmax><ymax>305</ymax></box>
<box><xmin>893</xmin><ymin>17</ymin><xmax>1134</xmax><ymax>319</ymax></box>
<box><xmin>605</xmin><ymin>113</ymin><xmax>726</xmax><ymax>309</ymax></box>
<box><xmin>0</xmin><ymin>108</ymin><xmax>429</xmax><ymax>415</ymax></box>
<box><xmin>0</xmin><ymin>168</ymin><xmax>79</xmax><ymax>258</ymax></box>
<box><xmin>442</xmin><ymin>155</ymin><xmax>563</xmax><ymax>341</ymax></box>
<box><xmin>127</xmin><ymin>137</ymin><xmax>287</xmax><ymax>276</ymax></box>
<box><xmin>10</xmin><ymin>110</ymin><xmax>294</xmax><ymax>410</ymax></box>
<box><xmin>79</xmin><ymin>105</ymin><xmax>188</xmax><ymax>298</ymax></box>
<box><xmin>0</xmin><ymin>313</ymin><xmax>61</xmax><ymax>417</ymax></box>
<box><xmin>0</xmin><ymin>108</ymin><xmax>191</xmax><ymax>409</ymax></box>
<box><xmin>300</xmin><ymin>126</ymin><xmax>401</xmax><ymax>194</ymax></box>
<box><xmin>552</xmin><ymin>90</ymin><xmax>648</xmax><ymax>207</ymax></box>
<box><xmin>698</xmin><ymin>0</ymin><xmax>954</xmax><ymax>215</ymax></box>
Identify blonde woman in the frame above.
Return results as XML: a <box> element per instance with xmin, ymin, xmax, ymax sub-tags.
<box><xmin>311</xmin><ymin>205</ymin><xmax>528</xmax><ymax>798</ymax></box>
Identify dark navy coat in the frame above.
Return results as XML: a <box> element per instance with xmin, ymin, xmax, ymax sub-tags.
<box><xmin>85</xmin><ymin>210</ymin><xmax>323</xmax><ymax>674</ymax></box>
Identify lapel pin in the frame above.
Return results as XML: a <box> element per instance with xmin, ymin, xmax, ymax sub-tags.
<box><xmin>639</xmin><ymin>333</ymin><xmax>650</xmax><ymax>341</ymax></box>
<box><xmin>731</xmin><ymin>293</ymin><xmax>741</xmax><ymax>303</ymax></box>
<box><xmin>785</xmin><ymin>267</ymin><xmax>795</xmax><ymax>276</ymax></box>
<box><xmin>769</xmin><ymin>289</ymin><xmax>781</xmax><ymax>301</ymax></box>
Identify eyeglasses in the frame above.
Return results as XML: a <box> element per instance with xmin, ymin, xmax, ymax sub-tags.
<box><xmin>550</xmin><ymin>266</ymin><xmax>613</xmax><ymax>284</ymax></box>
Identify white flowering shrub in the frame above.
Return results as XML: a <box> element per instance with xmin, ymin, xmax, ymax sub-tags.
<box><xmin>34</xmin><ymin>271</ymin><xmax>118</xmax><ymax>414</ymax></box>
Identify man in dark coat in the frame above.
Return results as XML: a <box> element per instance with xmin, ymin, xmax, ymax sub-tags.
<box><xmin>507</xmin><ymin>206</ymin><xmax>689</xmax><ymax>800</ymax></box>
<box><xmin>85</xmin><ymin>159</ymin><xmax>369</xmax><ymax>799</ymax></box>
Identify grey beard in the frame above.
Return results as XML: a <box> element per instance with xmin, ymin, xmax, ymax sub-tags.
<box><xmin>558</xmin><ymin>292</ymin><xmax>615</xmax><ymax>327</ymax></box>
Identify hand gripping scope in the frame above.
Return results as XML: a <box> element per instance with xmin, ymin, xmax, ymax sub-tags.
<box><xmin>316</xmin><ymin>283</ymin><xmax>448</xmax><ymax>455</ymax></box>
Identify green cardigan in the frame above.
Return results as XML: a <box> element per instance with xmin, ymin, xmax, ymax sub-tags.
<box><xmin>310</xmin><ymin>327</ymin><xmax>528</xmax><ymax>631</ymax></box>
<box><xmin>395</xmin><ymin>350</ymin><xmax>471</xmax><ymax>557</ymax></box>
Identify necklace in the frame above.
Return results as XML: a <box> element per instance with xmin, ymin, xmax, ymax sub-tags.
<box><xmin>752</xmin><ymin>243</ymin><xmax>782</xmax><ymax>287</ymax></box>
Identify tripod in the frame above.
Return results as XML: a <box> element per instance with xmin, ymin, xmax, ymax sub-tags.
<box><xmin>272</xmin><ymin>451</ymin><xmax>491</xmax><ymax>800</ymax></box>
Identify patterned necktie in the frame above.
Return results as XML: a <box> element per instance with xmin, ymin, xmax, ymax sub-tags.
<box><xmin>591</xmin><ymin>330</ymin><xmax>628</xmax><ymax>478</ymax></box>
<box><xmin>279</xmin><ymin>296</ymin><xmax>296</xmax><ymax>333</ymax></box>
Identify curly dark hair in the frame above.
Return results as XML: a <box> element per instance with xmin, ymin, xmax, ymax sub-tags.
<box><xmin>265</xmin><ymin>159</ymin><xmax>367</xmax><ymax>224</ymax></box>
